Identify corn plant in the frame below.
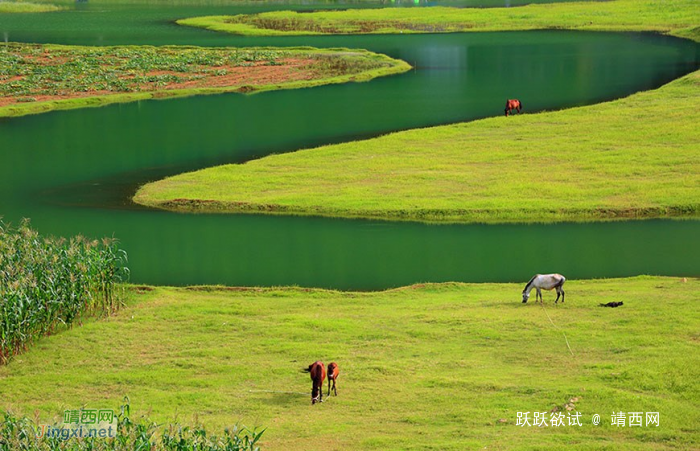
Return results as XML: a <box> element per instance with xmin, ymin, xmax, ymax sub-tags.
<box><xmin>0</xmin><ymin>398</ymin><xmax>264</xmax><ymax>451</ymax></box>
<box><xmin>0</xmin><ymin>220</ymin><xmax>129</xmax><ymax>364</ymax></box>
<box><xmin>0</xmin><ymin>43</ymin><xmax>292</xmax><ymax>102</ymax></box>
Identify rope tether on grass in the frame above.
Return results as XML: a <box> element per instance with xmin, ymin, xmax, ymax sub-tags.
<box><xmin>248</xmin><ymin>389</ymin><xmax>336</xmax><ymax>403</ymax></box>
<box><xmin>248</xmin><ymin>389</ymin><xmax>308</xmax><ymax>396</ymax></box>
<box><xmin>539</xmin><ymin>302</ymin><xmax>575</xmax><ymax>357</ymax></box>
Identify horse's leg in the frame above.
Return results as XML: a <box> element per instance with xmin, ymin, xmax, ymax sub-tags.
<box><xmin>333</xmin><ymin>378</ymin><xmax>337</xmax><ymax>396</ymax></box>
<box><xmin>562</xmin><ymin>289</ymin><xmax>565</xmax><ymax>303</ymax></box>
<box><xmin>555</xmin><ymin>290</ymin><xmax>561</xmax><ymax>304</ymax></box>
<box><xmin>328</xmin><ymin>377</ymin><xmax>331</xmax><ymax>396</ymax></box>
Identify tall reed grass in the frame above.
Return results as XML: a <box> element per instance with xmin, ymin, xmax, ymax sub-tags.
<box><xmin>0</xmin><ymin>219</ymin><xmax>129</xmax><ymax>364</ymax></box>
<box><xmin>0</xmin><ymin>398</ymin><xmax>264</xmax><ymax>451</ymax></box>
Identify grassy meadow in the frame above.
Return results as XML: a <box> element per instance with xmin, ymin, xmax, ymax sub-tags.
<box><xmin>0</xmin><ymin>43</ymin><xmax>410</xmax><ymax>118</ymax></box>
<box><xmin>0</xmin><ymin>276</ymin><xmax>698</xmax><ymax>450</ymax></box>
<box><xmin>177</xmin><ymin>0</ymin><xmax>700</xmax><ymax>40</ymax></box>
<box><xmin>134</xmin><ymin>69</ymin><xmax>700</xmax><ymax>223</ymax></box>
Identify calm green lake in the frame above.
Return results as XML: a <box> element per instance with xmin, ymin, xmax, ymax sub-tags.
<box><xmin>0</xmin><ymin>2</ymin><xmax>698</xmax><ymax>289</ymax></box>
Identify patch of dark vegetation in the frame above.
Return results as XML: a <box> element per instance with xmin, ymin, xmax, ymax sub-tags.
<box><xmin>312</xmin><ymin>52</ymin><xmax>395</xmax><ymax>76</ymax></box>
<box><xmin>186</xmin><ymin>285</ymin><xmax>266</xmax><ymax>292</ymax></box>
<box><xmin>236</xmin><ymin>85</ymin><xmax>257</xmax><ymax>93</ymax></box>
<box><xmin>185</xmin><ymin>285</ymin><xmax>319</xmax><ymax>294</ymax></box>
<box><xmin>229</xmin><ymin>15</ymin><xmax>451</xmax><ymax>34</ymax></box>
<box><xmin>600</xmin><ymin>301</ymin><xmax>624</xmax><ymax>308</ymax></box>
<box><xmin>153</xmin><ymin>199</ymin><xmax>699</xmax><ymax>224</ymax></box>
<box><xmin>158</xmin><ymin>199</ymin><xmax>295</xmax><ymax>214</ymax></box>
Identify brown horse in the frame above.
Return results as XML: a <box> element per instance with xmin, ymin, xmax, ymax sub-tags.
<box><xmin>505</xmin><ymin>99</ymin><xmax>522</xmax><ymax>117</ymax></box>
<box><xmin>327</xmin><ymin>362</ymin><xmax>339</xmax><ymax>396</ymax></box>
<box><xmin>304</xmin><ymin>361</ymin><xmax>326</xmax><ymax>404</ymax></box>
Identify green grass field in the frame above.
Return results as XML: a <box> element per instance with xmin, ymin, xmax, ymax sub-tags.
<box><xmin>134</xmin><ymin>69</ymin><xmax>700</xmax><ymax>223</ymax></box>
<box><xmin>177</xmin><ymin>0</ymin><xmax>700</xmax><ymax>40</ymax></box>
<box><xmin>0</xmin><ymin>277</ymin><xmax>697</xmax><ymax>450</ymax></box>
<box><xmin>0</xmin><ymin>44</ymin><xmax>409</xmax><ymax>119</ymax></box>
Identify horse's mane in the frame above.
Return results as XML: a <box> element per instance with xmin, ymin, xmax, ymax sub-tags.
<box><xmin>523</xmin><ymin>274</ymin><xmax>537</xmax><ymax>292</ymax></box>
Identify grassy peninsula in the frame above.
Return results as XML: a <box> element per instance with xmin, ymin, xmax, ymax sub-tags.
<box><xmin>0</xmin><ymin>1</ymin><xmax>63</xmax><ymax>13</ymax></box>
<box><xmin>0</xmin><ymin>276</ymin><xmax>697</xmax><ymax>450</ymax></box>
<box><xmin>134</xmin><ymin>69</ymin><xmax>700</xmax><ymax>224</ymax></box>
<box><xmin>145</xmin><ymin>0</ymin><xmax>700</xmax><ymax>224</ymax></box>
<box><xmin>0</xmin><ymin>43</ymin><xmax>410</xmax><ymax>118</ymax></box>
<box><xmin>177</xmin><ymin>0</ymin><xmax>700</xmax><ymax>40</ymax></box>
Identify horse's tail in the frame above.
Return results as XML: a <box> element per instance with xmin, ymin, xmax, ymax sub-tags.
<box><xmin>519</xmin><ymin>100</ymin><xmax>523</xmax><ymax>110</ymax></box>
<box><xmin>306</xmin><ymin>362</ymin><xmax>325</xmax><ymax>379</ymax></box>
<box><xmin>556</xmin><ymin>275</ymin><xmax>566</xmax><ymax>287</ymax></box>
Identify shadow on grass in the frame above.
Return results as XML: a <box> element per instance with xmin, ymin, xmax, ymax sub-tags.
<box><xmin>255</xmin><ymin>392</ymin><xmax>308</xmax><ymax>407</ymax></box>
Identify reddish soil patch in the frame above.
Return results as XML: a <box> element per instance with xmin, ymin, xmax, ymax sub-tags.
<box><xmin>0</xmin><ymin>58</ymin><xmax>320</xmax><ymax>108</ymax></box>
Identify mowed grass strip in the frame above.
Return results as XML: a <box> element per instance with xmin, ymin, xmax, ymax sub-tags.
<box><xmin>177</xmin><ymin>0</ymin><xmax>700</xmax><ymax>40</ymax></box>
<box><xmin>134</xmin><ymin>69</ymin><xmax>700</xmax><ymax>223</ymax></box>
<box><xmin>0</xmin><ymin>43</ymin><xmax>410</xmax><ymax>118</ymax></box>
<box><xmin>0</xmin><ymin>277</ymin><xmax>697</xmax><ymax>450</ymax></box>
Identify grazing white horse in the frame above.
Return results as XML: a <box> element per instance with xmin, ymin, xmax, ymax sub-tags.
<box><xmin>522</xmin><ymin>274</ymin><xmax>566</xmax><ymax>304</ymax></box>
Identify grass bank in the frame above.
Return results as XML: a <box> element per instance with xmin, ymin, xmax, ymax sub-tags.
<box><xmin>0</xmin><ymin>276</ymin><xmax>697</xmax><ymax>450</ymax></box>
<box><xmin>0</xmin><ymin>43</ymin><xmax>410</xmax><ymax>118</ymax></box>
<box><xmin>134</xmin><ymin>69</ymin><xmax>700</xmax><ymax>224</ymax></box>
<box><xmin>0</xmin><ymin>1</ymin><xmax>63</xmax><ymax>13</ymax></box>
<box><xmin>177</xmin><ymin>0</ymin><xmax>700</xmax><ymax>40</ymax></box>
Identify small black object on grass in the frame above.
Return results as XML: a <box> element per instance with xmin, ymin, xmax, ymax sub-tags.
<box><xmin>599</xmin><ymin>301</ymin><xmax>624</xmax><ymax>308</ymax></box>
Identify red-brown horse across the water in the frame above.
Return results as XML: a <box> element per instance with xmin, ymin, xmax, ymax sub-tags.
<box><xmin>305</xmin><ymin>361</ymin><xmax>326</xmax><ymax>404</ymax></box>
<box><xmin>505</xmin><ymin>99</ymin><xmax>522</xmax><ymax>117</ymax></box>
<box><xmin>327</xmin><ymin>362</ymin><xmax>339</xmax><ymax>396</ymax></box>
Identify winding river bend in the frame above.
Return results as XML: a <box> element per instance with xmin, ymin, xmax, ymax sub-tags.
<box><xmin>1</xmin><ymin>2</ymin><xmax>698</xmax><ymax>289</ymax></box>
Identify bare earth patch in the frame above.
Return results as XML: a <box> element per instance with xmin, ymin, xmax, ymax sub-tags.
<box><xmin>0</xmin><ymin>57</ymin><xmax>318</xmax><ymax>108</ymax></box>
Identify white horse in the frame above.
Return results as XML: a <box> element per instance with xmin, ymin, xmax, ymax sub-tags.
<box><xmin>522</xmin><ymin>274</ymin><xmax>566</xmax><ymax>304</ymax></box>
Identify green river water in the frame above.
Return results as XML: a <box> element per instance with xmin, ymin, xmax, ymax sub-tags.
<box><xmin>0</xmin><ymin>1</ymin><xmax>698</xmax><ymax>289</ymax></box>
